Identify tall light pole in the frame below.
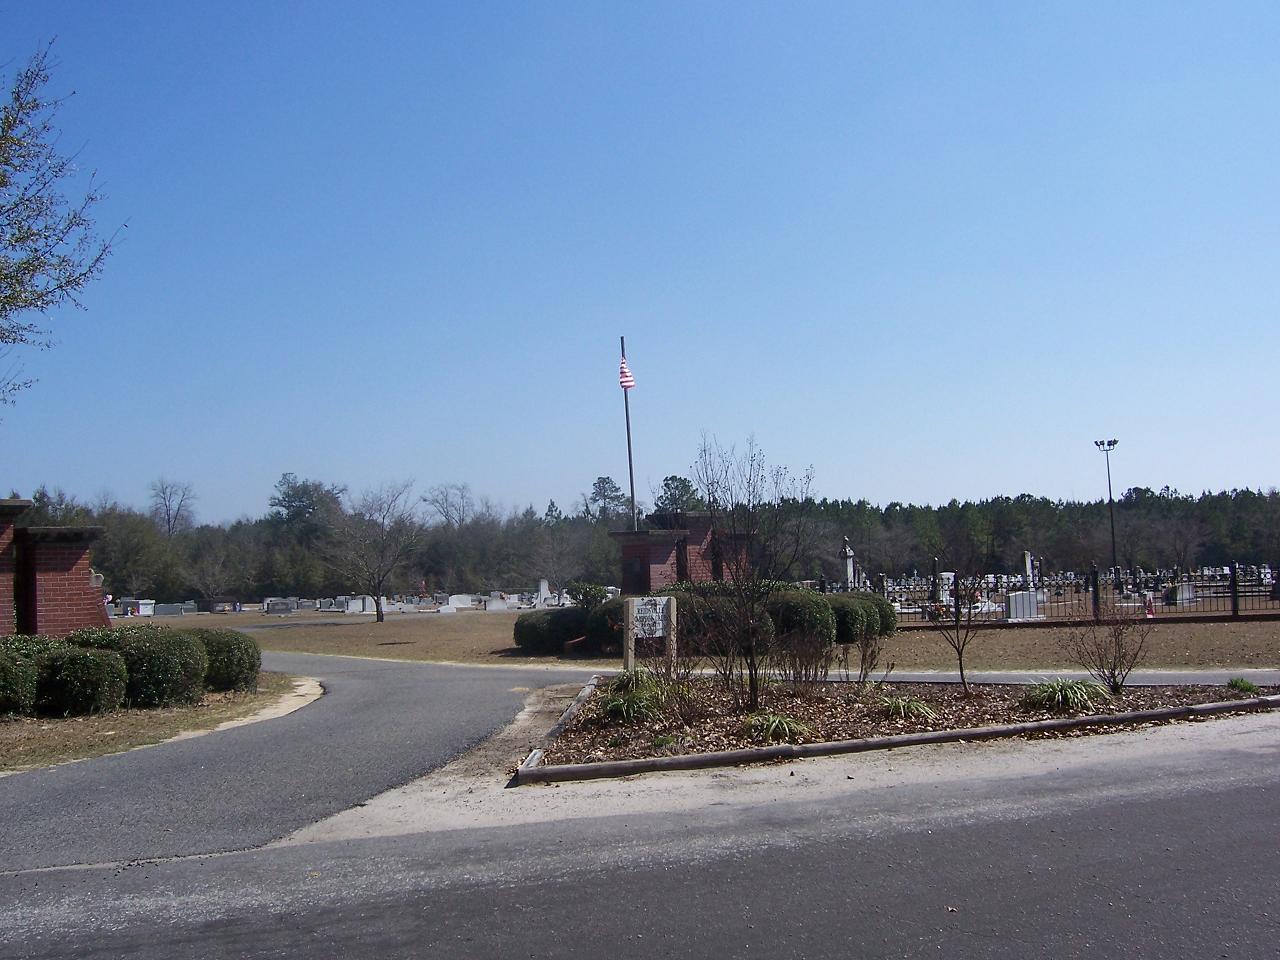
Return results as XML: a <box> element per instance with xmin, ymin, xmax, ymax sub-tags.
<box><xmin>1095</xmin><ymin>439</ymin><xmax>1119</xmax><ymax>587</ymax></box>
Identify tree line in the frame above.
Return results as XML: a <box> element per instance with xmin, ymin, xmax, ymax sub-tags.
<box><xmin>8</xmin><ymin>474</ymin><xmax>1278</xmax><ymax>604</ymax></box>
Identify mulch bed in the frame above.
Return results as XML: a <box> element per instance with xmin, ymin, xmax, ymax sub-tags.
<box><xmin>542</xmin><ymin>679</ymin><xmax>1278</xmax><ymax>766</ymax></box>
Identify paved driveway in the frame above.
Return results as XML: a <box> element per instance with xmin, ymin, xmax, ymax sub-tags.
<box><xmin>0</xmin><ymin>653</ymin><xmax>584</xmax><ymax>871</ymax></box>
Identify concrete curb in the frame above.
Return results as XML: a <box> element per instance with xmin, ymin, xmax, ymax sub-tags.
<box><xmin>517</xmin><ymin>675</ymin><xmax>602</xmax><ymax>775</ymax></box>
<box><xmin>513</xmin><ymin>693</ymin><xmax>1280</xmax><ymax>785</ymax></box>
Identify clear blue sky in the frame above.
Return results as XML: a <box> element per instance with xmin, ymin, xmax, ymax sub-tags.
<box><xmin>4</xmin><ymin>2</ymin><xmax>1278</xmax><ymax>523</ymax></box>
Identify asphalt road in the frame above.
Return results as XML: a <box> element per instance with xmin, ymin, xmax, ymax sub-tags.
<box><xmin>0</xmin><ymin>653</ymin><xmax>584</xmax><ymax>871</ymax></box>
<box><xmin>3</xmin><ymin>709</ymin><xmax>1278</xmax><ymax>959</ymax></box>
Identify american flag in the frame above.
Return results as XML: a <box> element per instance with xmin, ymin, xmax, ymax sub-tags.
<box><xmin>618</xmin><ymin>356</ymin><xmax>636</xmax><ymax>390</ymax></box>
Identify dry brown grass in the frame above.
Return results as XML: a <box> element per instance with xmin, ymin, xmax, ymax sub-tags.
<box><xmin>230</xmin><ymin>610</ymin><xmax>585</xmax><ymax>665</ymax></box>
<box><xmin>207</xmin><ymin>609</ymin><xmax>1280</xmax><ymax>671</ymax></box>
<box><xmin>0</xmin><ymin>672</ymin><xmax>295</xmax><ymax>773</ymax></box>
<box><xmin>890</xmin><ymin>618</ymin><xmax>1280</xmax><ymax>671</ymax></box>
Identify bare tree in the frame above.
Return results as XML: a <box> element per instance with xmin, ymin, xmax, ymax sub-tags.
<box><xmin>691</xmin><ymin>436</ymin><xmax>816</xmax><ymax>711</ymax></box>
<box><xmin>329</xmin><ymin>481</ymin><xmax>422</xmax><ymax>622</ymax></box>
<box><xmin>923</xmin><ymin>571</ymin><xmax>985</xmax><ymax>694</ymax></box>
<box><xmin>423</xmin><ymin>482</ymin><xmax>473</xmax><ymax>528</ymax></box>
<box><xmin>1060</xmin><ymin>603</ymin><xmax>1153</xmax><ymax>694</ymax></box>
<box><xmin>2</xmin><ymin>44</ymin><xmax>116</xmax><ymax>409</ymax></box>
<box><xmin>183</xmin><ymin>529</ymin><xmax>243</xmax><ymax>600</ymax></box>
<box><xmin>149</xmin><ymin>478</ymin><xmax>196</xmax><ymax>538</ymax></box>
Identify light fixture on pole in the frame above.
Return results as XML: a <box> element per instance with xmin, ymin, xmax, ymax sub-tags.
<box><xmin>1094</xmin><ymin>438</ymin><xmax>1119</xmax><ymax>587</ymax></box>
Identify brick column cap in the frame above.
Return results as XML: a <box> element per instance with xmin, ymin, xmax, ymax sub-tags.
<box><xmin>0</xmin><ymin>499</ymin><xmax>33</xmax><ymax>518</ymax></box>
<box><xmin>609</xmin><ymin>529</ymin><xmax>688</xmax><ymax>544</ymax></box>
<box><xmin>15</xmin><ymin>526</ymin><xmax>104</xmax><ymax>544</ymax></box>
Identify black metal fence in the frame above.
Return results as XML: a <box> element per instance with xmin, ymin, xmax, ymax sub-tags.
<box><xmin>846</xmin><ymin>564</ymin><xmax>1280</xmax><ymax>626</ymax></box>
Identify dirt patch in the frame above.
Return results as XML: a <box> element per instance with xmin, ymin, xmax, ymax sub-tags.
<box><xmin>0</xmin><ymin>671</ymin><xmax>298</xmax><ymax>773</ymax></box>
<box><xmin>543</xmin><ymin>678</ymin><xmax>1278</xmax><ymax>765</ymax></box>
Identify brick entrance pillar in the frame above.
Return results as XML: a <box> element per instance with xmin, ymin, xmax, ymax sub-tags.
<box><xmin>14</xmin><ymin>527</ymin><xmax>109</xmax><ymax>637</ymax></box>
<box><xmin>0</xmin><ymin>500</ymin><xmax>33</xmax><ymax>635</ymax></box>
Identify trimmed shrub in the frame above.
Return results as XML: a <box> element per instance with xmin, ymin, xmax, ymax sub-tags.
<box><xmin>512</xmin><ymin>607</ymin><xmax>590</xmax><ymax>655</ymax></box>
<box><xmin>67</xmin><ymin>622</ymin><xmax>172</xmax><ymax>650</ymax></box>
<box><xmin>513</xmin><ymin>611</ymin><xmax>554</xmax><ymax>653</ymax></box>
<box><xmin>37</xmin><ymin>648</ymin><xmax>127</xmax><ymax>716</ymax></box>
<box><xmin>853</xmin><ymin>594</ymin><xmax>897</xmax><ymax>637</ymax></box>
<box><xmin>584</xmin><ymin>597</ymin><xmax>626</xmax><ymax>654</ymax></box>
<box><xmin>767</xmin><ymin>591</ymin><xmax>837</xmax><ymax>683</ymax></box>
<box><xmin>565</xmin><ymin>581</ymin><xmax>608</xmax><ymax>613</ymax></box>
<box><xmin>69</xmin><ymin>625</ymin><xmax>208</xmax><ymax>707</ymax></box>
<box><xmin>827</xmin><ymin>595</ymin><xmax>869</xmax><ymax>646</ymax></box>
<box><xmin>0</xmin><ymin>634</ymin><xmax>68</xmax><ymax>662</ymax></box>
<box><xmin>767</xmin><ymin>591</ymin><xmax>837</xmax><ymax>650</ymax></box>
<box><xmin>667</xmin><ymin>592</ymin><xmax>776</xmax><ymax>660</ymax></box>
<box><xmin>0</xmin><ymin>652</ymin><xmax>39</xmax><ymax>715</ymax></box>
<box><xmin>180</xmin><ymin>628</ymin><xmax>261</xmax><ymax>691</ymax></box>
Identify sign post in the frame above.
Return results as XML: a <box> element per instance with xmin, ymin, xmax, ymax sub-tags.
<box><xmin>624</xmin><ymin>596</ymin><xmax>677</xmax><ymax>670</ymax></box>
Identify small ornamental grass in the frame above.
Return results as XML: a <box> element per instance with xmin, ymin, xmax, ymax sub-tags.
<box><xmin>880</xmin><ymin>695</ymin><xmax>938</xmax><ymax>722</ymax></box>
<box><xmin>606</xmin><ymin>668</ymin><xmax>664</xmax><ymax>699</ymax></box>
<box><xmin>1021</xmin><ymin>678</ymin><xmax>1110</xmax><ymax>713</ymax></box>
<box><xmin>1227</xmin><ymin>677</ymin><xmax>1260</xmax><ymax>695</ymax></box>
<box><xmin>742</xmin><ymin>712</ymin><xmax>812</xmax><ymax>744</ymax></box>
<box><xmin>601</xmin><ymin>690</ymin><xmax>662</xmax><ymax>723</ymax></box>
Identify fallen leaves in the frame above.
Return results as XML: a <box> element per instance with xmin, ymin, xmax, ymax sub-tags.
<box><xmin>542</xmin><ymin>679</ymin><xmax>1276</xmax><ymax>766</ymax></box>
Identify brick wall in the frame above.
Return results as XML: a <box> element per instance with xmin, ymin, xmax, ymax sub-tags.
<box><xmin>615</xmin><ymin>516</ymin><xmax>743</xmax><ymax>595</ymax></box>
<box><xmin>647</xmin><ymin>541</ymin><xmax>680</xmax><ymax>591</ymax></box>
<box><xmin>0</xmin><ymin>504</ymin><xmax>21</xmax><ymax>635</ymax></box>
<box><xmin>14</xmin><ymin>528</ymin><xmax>109</xmax><ymax>637</ymax></box>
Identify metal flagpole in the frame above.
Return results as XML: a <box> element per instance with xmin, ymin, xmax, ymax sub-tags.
<box><xmin>621</xmin><ymin>335</ymin><xmax>638</xmax><ymax>531</ymax></box>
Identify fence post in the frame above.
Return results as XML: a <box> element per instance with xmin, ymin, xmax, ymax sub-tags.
<box><xmin>1230</xmin><ymin>562</ymin><xmax>1240</xmax><ymax>618</ymax></box>
<box><xmin>1090</xmin><ymin>564</ymin><xmax>1101</xmax><ymax>621</ymax></box>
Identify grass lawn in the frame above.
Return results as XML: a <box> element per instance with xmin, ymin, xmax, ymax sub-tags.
<box><xmin>198</xmin><ymin>610</ymin><xmax>1280</xmax><ymax>671</ymax></box>
<box><xmin>0</xmin><ymin>671</ymin><xmax>296</xmax><ymax>773</ymax></box>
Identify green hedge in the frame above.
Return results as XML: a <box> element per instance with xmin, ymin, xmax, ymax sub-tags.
<box><xmin>0</xmin><ymin>634</ymin><xmax>68</xmax><ymax>662</ymax></box>
<box><xmin>0</xmin><ymin>652</ymin><xmax>39</xmax><ymax>715</ymax></box>
<box><xmin>827</xmin><ymin>593</ymin><xmax>897</xmax><ymax>641</ymax></box>
<box><xmin>68</xmin><ymin>625</ymin><xmax>209</xmax><ymax>708</ymax></box>
<box><xmin>861</xmin><ymin>594</ymin><xmax>897</xmax><ymax>636</ymax></box>
<box><xmin>766</xmin><ymin>591</ymin><xmax>837</xmax><ymax>650</ymax></box>
<box><xmin>827</xmin><ymin>594</ymin><xmax>869</xmax><ymax>645</ymax></box>
<box><xmin>37</xmin><ymin>647</ymin><xmax>127</xmax><ymax>716</ymax></box>
<box><xmin>512</xmin><ymin>607</ymin><xmax>590</xmax><ymax>655</ymax></box>
<box><xmin>179</xmin><ymin>628</ymin><xmax>261</xmax><ymax>691</ymax></box>
<box><xmin>583</xmin><ymin>597</ymin><xmax>626</xmax><ymax>653</ymax></box>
